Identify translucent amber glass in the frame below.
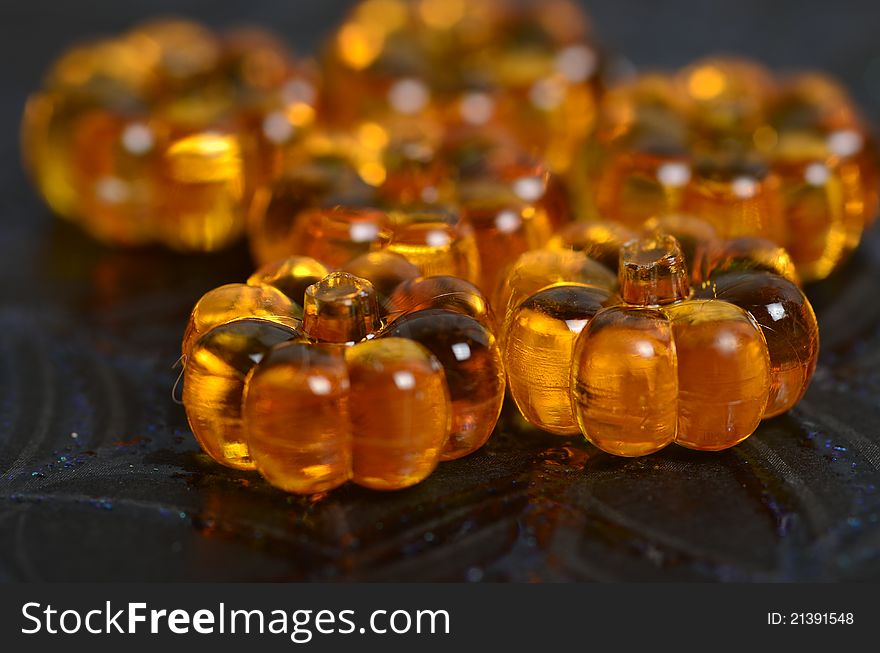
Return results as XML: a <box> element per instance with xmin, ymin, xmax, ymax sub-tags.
<box><xmin>246</xmin><ymin>138</ymin><xmax>376</xmax><ymax>266</ymax></box>
<box><xmin>218</xmin><ymin>27</ymin><xmax>295</xmax><ymax>92</ymax></box>
<box><xmin>663</xmin><ymin>300</ymin><xmax>770</xmax><ymax>450</ymax></box>
<box><xmin>302</xmin><ymin>272</ymin><xmax>381</xmax><ymax>344</ymax></box>
<box><xmin>584</xmin><ymin>73</ymin><xmax>692</xmax><ymax>223</ymax></box>
<box><xmin>493</xmin><ymin>248</ymin><xmax>616</xmax><ymax>327</ymax></box>
<box><xmin>383</xmin><ymin>309</ymin><xmax>504</xmax><ymax>459</ymax></box>
<box><xmin>22</xmin><ymin>97</ymin><xmax>189</xmax><ymax>247</ymax></box>
<box><xmin>463</xmin><ymin>1</ymin><xmax>600</xmax><ymax>173</ymax></box>
<box><xmin>153</xmin><ymin>129</ymin><xmax>248</xmax><ymax>252</ymax></box>
<box><xmin>21</xmin><ymin>91</ymin><xmax>81</xmax><ymax>221</ymax></box>
<box><xmin>592</xmin><ymin>73</ymin><xmax>691</xmax><ymax>151</ymax></box>
<box><xmin>619</xmin><ymin>235</ymin><xmax>690</xmax><ymax>306</ymax></box>
<box><xmin>63</xmin><ymin>109</ymin><xmax>158</xmax><ymax>246</ymax></box>
<box><xmin>702</xmin><ymin>236</ymin><xmax>799</xmax><ymax>284</ymax></box>
<box><xmin>384</xmin><ymin>276</ymin><xmax>493</xmax><ymax>327</ymax></box>
<box><xmin>834</xmin><ymin>130</ymin><xmax>879</xmax><ymax>231</ymax></box>
<box><xmin>461</xmin><ymin>199</ymin><xmax>553</xmax><ymax>297</ymax></box>
<box><xmin>240</xmin><ymin>59</ymin><xmax>321</xmax><ymax>199</ymax></box>
<box><xmin>683</xmin><ymin>158</ymin><xmax>787</xmax><ymax>245</ymax></box>
<box><xmin>547</xmin><ymin>221</ymin><xmax>637</xmax><ymax>272</ymax></box>
<box><xmin>457</xmin><ymin>152</ymin><xmax>569</xmax><ymax>232</ymax></box>
<box><xmin>771</xmin><ymin>73</ymin><xmax>864</xmax><ymax>134</ymax></box>
<box><xmin>641</xmin><ymin>214</ymin><xmax>719</xmax><ymax>283</ymax></box>
<box><xmin>284</xmin><ymin>206</ymin><xmax>393</xmax><ymax>269</ymax></box>
<box><xmin>20</xmin><ymin>18</ymin><xmax>301</xmax><ymax>252</ymax></box>
<box><xmin>697</xmin><ymin>271</ymin><xmax>819</xmax><ymax>418</ymax></box>
<box><xmin>243</xmin><ymin>342</ymin><xmax>352</xmax><ymax>494</ymax></box>
<box><xmin>770</xmin><ymin>74</ymin><xmax>879</xmax><ymax>231</ymax></box>
<box><xmin>182</xmin><ymin>283</ymin><xmax>302</xmax><ymax>356</ymax></box>
<box><xmin>451</xmin><ymin>141</ymin><xmax>569</xmax><ymax>288</ymax></box>
<box><xmin>342</xmin><ymin>251</ymin><xmax>421</xmax><ymax>306</ymax></box>
<box><xmin>20</xmin><ymin>36</ymin><xmax>155</xmax><ymax>229</ymax></box>
<box><xmin>345</xmin><ymin>338</ymin><xmax>450</xmax><ymax>490</ymax></box>
<box><xmin>593</xmin><ymin>150</ymin><xmax>692</xmax><ymax>228</ymax></box>
<box><xmin>572</xmin><ymin>306</ymin><xmax>678</xmax><ymax>456</ymax></box>
<box><xmin>676</xmin><ymin>57</ymin><xmax>773</xmax><ymax>138</ymax></box>
<box><xmin>247</xmin><ymin>256</ymin><xmax>329</xmax><ymax>305</ymax></box>
<box><xmin>126</xmin><ymin>19</ymin><xmax>221</xmax><ymax>90</ymax></box>
<box><xmin>322</xmin><ymin>0</ymin><xmax>599</xmax><ymax>171</ymax></box>
<box><xmin>505</xmin><ymin>284</ymin><xmax>613</xmax><ymax>435</ymax></box>
<box><xmin>374</xmin><ymin>119</ymin><xmax>454</xmax><ymax>206</ymax></box>
<box><xmin>385</xmin><ymin>206</ymin><xmax>481</xmax><ymax>283</ymax></box>
<box><xmin>183</xmin><ymin>318</ymin><xmax>300</xmax><ymax>469</ymax></box>
<box><xmin>772</xmin><ymin>137</ymin><xmax>855</xmax><ymax>281</ymax></box>
<box><xmin>583</xmin><ymin>64</ymin><xmax>876</xmax><ymax>283</ymax></box>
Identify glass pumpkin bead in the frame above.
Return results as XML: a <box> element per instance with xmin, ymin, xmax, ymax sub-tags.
<box><xmin>243</xmin><ymin>341</ymin><xmax>352</xmax><ymax>494</ymax></box>
<box><xmin>453</xmin><ymin>132</ymin><xmax>572</xmax><ymax>231</ymax></box>
<box><xmin>345</xmin><ymin>337</ymin><xmax>451</xmax><ymax>490</ymax></box>
<box><xmin>460</xmin><ymin>198</ymin><xmax>553</xmax><ymax>298</ymax></box>
<box><xmin>682</xmin><ymin>156</ymin><xmax>787</xmax><ymax>246</ymax></box>
<box><xmin>584</xmin><ymin>74</ymin><xmax>692</xmax><ymax>224</ymax></box>
<box><xmin>302</xmin><ymin>272</ymin><xmax>381</xmax><ymax>344</ymax></box>
<box><xmin>385</xmin><ymin>206</ymin><xmax>481</xmax><ymax>283</ymax></box>
<box><xmin>676</xmin><ymin>56</ymin><xmax>774</xmax><ymax>141</ymax></box>
<box><xmin>280</xmin><ymin>206</ymin><xmax>393</xmax><ymax>269</ymax></box>
<box><xmin>245</xmin><ymin>131</ymin><xmax>378</xmax><ymax>266</ymax></box>
<box><xmin>382</xmin><ymin>309</ymin><xmax>504</xmax><ymax>459</ymax></box>
<box><xmin>183</xmin><ymin>318</ymin><xmax>301</xmax><ymax>470</ymax></box>
<box><xmin>21</xmin><ymin>19</ymin><xmax>300</xmax><ymax>252</ymax></box>
<box><xmin>247</xmin><ymin>256</ymin><xmax>331</xmax><ymax>305</ymax></box>
<box><xmin>593</xmin><ymin>149</ymin><xmax>693</xmax><ymax>228</ymax></box>
<box><xmin>182</xmin><ymin>283</ymin><xmax>302</xmax><ymax>357</ymax></box>
<box><xmin>770</xmin><ymin>74</ymin><xmax>878</xmax><ymax>232</ymax></box>
<box><xmin>20</xmin><ymin>37</ymin><xmax>155</xmax><ymax>243</ymax></box>
<box><xmin>622</xmin><ymin>235</ymin><xmax>770</xmax><ymax>451</ymax></box>
<box><xmin>505</xmin><ymin>283</ymin><xmax>614</xmax><ymax>435</ymax></box>
<box><xmin>456</xmin><ymin>158</ymin><xmax>559</xmax><ymax>296</ymax></box>
<box><xmin>696</xmin><ymin>270</ymin><xmax>819</xmax><ymax>418</ymax></box>
<box><xmin>384</xmin><ymin>275</ymin><xmax>494</xmax><ymax>328</ymax></box>
<box><xmin>21</xmin><ymin>39</ymin><xmax>151</xmax><ymax>220</ymax></box>
<box><xmin>570</xmin><ymin>235</ymin><xmax>775</xmax><ymax>455</ymax></box>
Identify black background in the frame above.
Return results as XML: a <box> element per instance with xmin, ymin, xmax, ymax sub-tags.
<box><xmin>1</xmin><ymin>0</ymin><xmax>880</xmax><ymax>581</ymax></box>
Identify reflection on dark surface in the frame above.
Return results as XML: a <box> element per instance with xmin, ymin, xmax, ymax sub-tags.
<box><xmin>1</xmin><ymin>0</ymin><xmax>880</xmax><ymax>581</ymax></box>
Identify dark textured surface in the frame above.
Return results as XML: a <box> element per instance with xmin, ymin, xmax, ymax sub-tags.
<box><xmin>1</xmin><ymin>0</ymin><xmax>880</xmax><ymax>581</ymax></box>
